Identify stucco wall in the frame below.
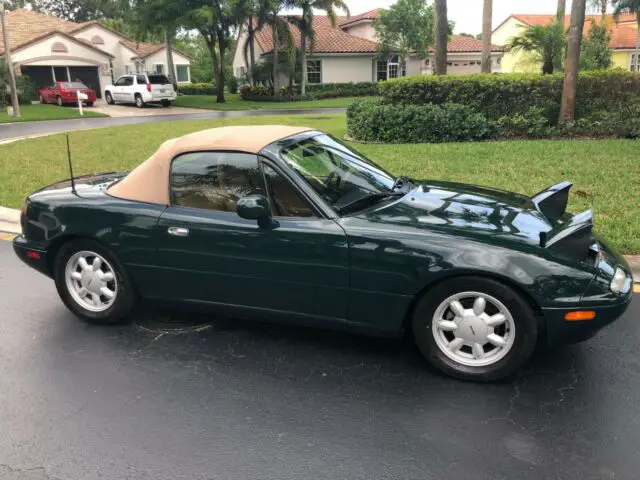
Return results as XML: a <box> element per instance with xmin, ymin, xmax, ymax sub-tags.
<box><xmin>73</xmin><ymin>25</ymin><xmax>124</xmax><ymax>78</ymax></box>
<box><xmin>492</xmin><ymin>16</ymin><xmax>537</xmax><ymax>73</ymax></box>
<box><xmin>144</xmin><ymin>49</ymin><xmax>191</xmax><ymax>82</ymax></box>
<box><xmin>232</xmin><ymin>24</ymin><xmax>265</xmax><ymax>77</ymax></box>
<box><xmin>612</xmin><ymin>51</ymin><xmax>632</xmax><ymax>69</ymax></box>
<box><xmin>318</xmin><ymin>56</ymin><xmax>374</xmax><ymax>83</ymax></box>
<box><xmin>343</xmin><ymin>22</ymin><xmax>377</xmax><ymax>42</ymax></box>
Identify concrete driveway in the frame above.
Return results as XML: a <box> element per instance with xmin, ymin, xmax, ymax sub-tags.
<box><xmin>77</xmin><ymin>99</ymin><xmax>207</xmax><ymax>117</ymax></box>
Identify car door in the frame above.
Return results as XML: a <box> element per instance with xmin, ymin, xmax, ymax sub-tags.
<box><xmin>121</xmin><ymin>76</ymin><xmax>135</xmax><ymax>103</ymax></box>
<box><xmin>151</xmin><ymin>151</ymin><xmax>350</xmax><ymax>323</ymax></box>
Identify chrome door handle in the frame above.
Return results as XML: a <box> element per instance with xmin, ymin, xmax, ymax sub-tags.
<box><xmin>168</xmin><ymin>227</ymin><xmax>189</xmax><ymax>237</ymax></box>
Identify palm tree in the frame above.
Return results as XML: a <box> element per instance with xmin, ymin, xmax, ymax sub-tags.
<box><xmin>612</xmin><ymin>0</ymin><xmax>640</xmax><ymax>71</ymax></box>
<box><xmin>434</xmin><ymin>0</ymin><xmax>448</xmax><ymax>74</ymax></box>
<box><xmin>288</xmin><ymin>0</ymin><xmax>349</xmax><ymax>96</ymax></box>
<box><xmin>557</xmin><ymin>0</ymin><xmax>567</xmax><ymax>20</ymax></box>
<box><xmin>259</xmin><ymin>0</ymin><xmax>295</xmax><ymax>94</ymax></box>
<box><xmin>505</xmin><ymin>21</ymin><xmax>567</xmax><ymax>74</ymax></box>
<box><xmin>589</xmin><ymin>0</ymin><xmax>609</xmax><ymax>17</ymax></box>
<box><xmin>242</xmin><ymin>0</ymin><xmax>268</xmax><ymax>87</ymax></box>
<box><xmin>560</xmin><ymin>0</ymin><xmax>588</xmax><ymax>122</ymax></box>
<box><xmin>481</xmin><ymin>0</ymin><xmax>492</xmax><ymax>73</ymax></box>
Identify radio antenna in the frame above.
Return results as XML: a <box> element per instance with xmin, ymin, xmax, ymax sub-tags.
<box><xmin>66</xmin><ymin>134</ymin><xmax>77</xmax><ymax>194</ymax></box>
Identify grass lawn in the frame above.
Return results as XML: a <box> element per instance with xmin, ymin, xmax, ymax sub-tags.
<box><xmin>0</xmin><ymin>104</ymin><xmax>108</xmax><ymax>123</ymax></box>
<box><xmin>1</xmin><ymin>113</ymin><xmax>638</xmax><ymax>253</ymax></box>
<box><xmin>174</xmin><ymin>94</ymin><xmax>375</xmax><ymax>111</ymax></box>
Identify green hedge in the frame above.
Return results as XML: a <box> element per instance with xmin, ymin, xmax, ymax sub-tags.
<box><xmin>347</xmin><ymin>99</ymin><xmax>492</xmax><ymax>143</ymax></box>
<box><xmin>379</xmin><ymin>70</ymin><xmax>640</xmax><ymax>120</ymax></box>
<box><xmin>239</xmin><ymin>82</ymin><xmax>379</xmax><ymax>101</ymax></box>
<box><xmin>178</xmin><ymin>83</ymin><xmax>218</xmax><ymax>95</ymax></box>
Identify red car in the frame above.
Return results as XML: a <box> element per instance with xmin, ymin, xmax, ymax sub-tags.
<box><xmin>38</xmin><ymin>81</ymin><xmax>96</xmax><ymax>107</ymax></box>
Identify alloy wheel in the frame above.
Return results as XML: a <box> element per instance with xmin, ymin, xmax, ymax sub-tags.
<box><xmin>431</xmin><ymin>291</ymin><xmax>516</xmax><ymax>367</ymax></box>
<box><xmin>65</xmin><ymin>251</ymin><xmax>118</xmax><ymax>312</ymax></box>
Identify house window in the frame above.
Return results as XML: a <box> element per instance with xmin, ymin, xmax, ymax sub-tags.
<box><xmin>125</xmin><ymin>65</ymin><xmax>131</xmax><ymax>74</ymax></box>
<box><xmin>91</xmin><ymin>35</ymin><xmax>105</xmax><ymax>45</ymax></box>
<box><xmin>51</xmin><ymin>42</ymin><xmax>68</xmax><ymax>53</ymax></box>
<box><xmin>307</xmin><ymin>60</ymin><xmax>322</xmax><ymax>84</ymax></box>
<box><xmin>630</xmin><ymin>53</ymin><xmax>639</xmax><ymax>71</ymax></box>
<box><xmin>155</xmin><ymin>64</ymin><xmax>165</xmax><ymax>74</ymax></box>
<box><xmin>176</xmin><ymin>65</ymin><xmax>189</xmax><ymax>83</ymax></box>
<box><xmin>376</xmin><ymin>55</ymin><xmax>406</xmax><ymax>82</ymax></box>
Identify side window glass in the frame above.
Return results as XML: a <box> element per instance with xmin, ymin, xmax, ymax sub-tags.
<box><xmin>115</xmin><ymin>77</ymin><xmax>125</xmax><ymax>86</ymax></box>
<box><xmin>136</xmin><ymin>75</ymin><xmax>147</xmax><ymax>85</ymax></box>
<box><xmin>124</xmin><ymin>77</ymin><xmax>134</xmax><ymax>86</ymax></box>
<box><xmin>171</xmin><ymin>152</ymin><xmax>265</xmax><ymax>212</ymax></box>
<box><xmin>262</xmin><ymin>164</ymin><xmax>315</xmax><ymax>218</ymax></box>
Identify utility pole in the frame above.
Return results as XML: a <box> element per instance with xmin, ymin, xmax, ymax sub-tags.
<box><xmin>0</xmin><ymin>0</ymin><xmax>20</xmax><ymax>117</ymax></box>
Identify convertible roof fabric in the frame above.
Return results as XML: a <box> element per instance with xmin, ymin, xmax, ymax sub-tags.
<box><xmin>108</xmin><ymin>125</ymin><xmax>313</xmax><ymax>205</ymax></box>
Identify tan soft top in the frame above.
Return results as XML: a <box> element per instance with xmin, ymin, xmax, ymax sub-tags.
<box><xmin>108</xmin><ymin>125</ymin><xmax>313</xmax><ymax>205</ymax></box>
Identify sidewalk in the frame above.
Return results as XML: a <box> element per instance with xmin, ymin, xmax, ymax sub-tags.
<box><xmin>0</xmin><ymin>205</ymin><xmax>639</xmax><ymax>284</ymax></box>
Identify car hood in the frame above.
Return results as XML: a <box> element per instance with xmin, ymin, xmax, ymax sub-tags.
<box><xmin>358</xmin><ymin>180</ymin><xmax>555</xmax><ymax>247</ymax></box>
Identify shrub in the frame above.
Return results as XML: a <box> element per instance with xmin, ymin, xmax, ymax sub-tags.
<box><xmin>178</xmin><ymin>83</ymin><xmax>218</xmax><ymax>95</ymax></box>
<box><xmin>492</xmin><ymin>106</ymin><xmax>556</xmax><ymax>139</ymax></box>
<box><xmin>378</xmin><ymin>70</ymin><xmax>640</xmax><ymax>120</ymax></box>
<box><xmin>227</xmin><ymin>76</ymin><xmax>239</xmax><ymax>94</ymax></box>
<box><xmin>16</xmin><ymin>75</ymin><xmax>36</xmax><ymax>105</ymax></box>
<box><xmin>347</xmin><ymin>99</ymin><xmax>492</xmax><ymax>143</ymax></box>
<box><xmin>240</xmin><ymin>82</ymin><xmax>379</xmax><ymax>101</ymax></box>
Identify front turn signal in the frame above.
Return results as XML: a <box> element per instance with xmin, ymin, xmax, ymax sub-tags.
<box><xmin>565</xmin><ymin>311</ymin><xmax>596</xmax><ymax>321</ymax></box>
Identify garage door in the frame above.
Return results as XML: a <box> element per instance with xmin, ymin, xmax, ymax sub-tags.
<box><xmin>20</xmin><ymin>66</ymin><xmax>54</xmax><ymax>91</ymax></box>
<box><xmin>69</xmin><ymin>67</ymin><xmax>102</xmax><ymax>98</ymax></box>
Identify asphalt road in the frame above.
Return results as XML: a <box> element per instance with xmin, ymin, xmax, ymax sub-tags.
<box><xmin>0</xmin><ymin>108</ymin><xmax>346</xmax><ymax>142</ymax></box>
<box><xmin>1</xmin><ymin>239</ymin><xmax>639</xmax><ymax>480</ymax></box>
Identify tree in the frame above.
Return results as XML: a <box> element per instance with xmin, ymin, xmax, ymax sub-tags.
<box><xmin>580</xmin><ymin>19</ymin><xmax>613</xmax><ymax>69</ymax></box>
<box><xmin>559</xmin><ymin>0</ymin><xmax>587</xmax><ymax>123</ymax></box>
<box><xmin>134</xmin><ymin>0</ymin><xmax>185</xmax><ymax>87</ymax></box>
<box><xmin>612</xmin><ymin>0</ymin><xmax>640</xmax><ymax>71</ymax></box>
<box><xmin>373</xmin><ymin>0</ymin><xmax>435</xmax><ymax>70</ymax></box>
<box><xmin>258</xmin><ymin>0</ymin><xmax>295</xmax><ymax>95</ymax></box>
<box><xmin>589</xmin><ymin>0</ymin><xmax>609</xmax><ymax>17</ymax></box>
<box><xmin>288</xmin><ymin>0</ymin><xmax>348</xmax><ymax>97</ymax></box>
<box><xmin>505</xmin><ymin>21</ymin><xmax>567</xmax><ymax>74</ymax></box>
<box><xmin>557</xmin><ymin>0</ymin><xmax>567</xmax><ymax>20</ymax></box>
<box><xmin>38</xmin><ymin>0</ymin><xmax>126</xmax><ymax>21</ymax></box>
<box><xmin>433</xmin><ymin>0</ymin><xmax>448</xmax><ymax>74</ymax></box>
<box><xmin>185</xmin><ymin>0</ymin><xmax>246</xmax><ymax>103</ymax></box>
<box><xmin>481</xmin><ymin>0</ymin><xmax>492</xmax><ymax>73</ymax></box>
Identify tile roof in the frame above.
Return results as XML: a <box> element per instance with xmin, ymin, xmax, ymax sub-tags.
<box><xmin>340</xmin><ymin>8</ymin><xmax>382</xmax><ymax>27</ymax></box>
<box><xmin>0</xmin><ymin>8</ymin><xmax>173</xmax><ymax>58</ymax></box>
<box><xmin>253</xmin><ymin>16</ymin><xmax>499</xmax><ymax>55</ymax></box>
<box><xmin>254</xmin><ymin>16</ymin><xmax>379</xmax><ymax>54</ymax></box>
<box><xmin>499</xmin><ymin>13</ymin><xmax>639</xmax><ymax>50</ymax></box>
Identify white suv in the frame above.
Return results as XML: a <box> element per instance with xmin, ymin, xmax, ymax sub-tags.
<box><xmin>104</xmin><ymin>74</ymin><xmax>176</xmax><ymax>108</ymax></box>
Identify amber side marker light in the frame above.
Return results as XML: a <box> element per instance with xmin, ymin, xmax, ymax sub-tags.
<box><xmin>565</xmin><ymin>311</ymin><xmax>596</xmax><ymax>321</ymax></box>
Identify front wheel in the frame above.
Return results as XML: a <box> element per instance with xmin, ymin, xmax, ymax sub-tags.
<box><xmin>39</xmin><ymin>95</ymin><xmax>46</xmax><ymax>104</ymax></box>
<box><xmin>53</xmin><ymin>239</ymin><xmax>136</xmax><ymax>325</ymax></box>
<box><xmin>413</xmin><ymin>277</ymin><xmax>538</xmax><ymax>382</ymax></box>
<box><xmin>105</xmin><ymin>92</ymin><xmax>114</xmax><ymax>105</ymax></box>
<box><xmin>56</xmin><ymin>96</ymin><xmax>63</xmax><ymax>106</ymax></box>
<box><xmin>161</xmin><ymin>100</ymin><xmax>171</xmax><ymax>107</ymax></box>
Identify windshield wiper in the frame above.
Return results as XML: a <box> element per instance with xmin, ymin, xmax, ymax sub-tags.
<box><xmin>336</xmin><ymin>192</ymin><xmax>405</xmax><ymax>215</ymax></box>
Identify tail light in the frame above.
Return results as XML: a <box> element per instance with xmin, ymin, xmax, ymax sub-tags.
<box><xmin>146</xmin><ymin>83</ymin><xmax>152</xmax><ymax>92</ymax></box>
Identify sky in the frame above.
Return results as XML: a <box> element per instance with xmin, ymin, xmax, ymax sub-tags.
<box><xmin>316</xmin><ymin>0</ymin><xmax>605</xmax><ymax>35</ymax></box>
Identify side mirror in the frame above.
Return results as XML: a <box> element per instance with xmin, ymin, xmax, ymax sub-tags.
<box><xmin>236</xmin><ymin>195</ymin><xmax>277</xmax><ymax>229</ymax></box>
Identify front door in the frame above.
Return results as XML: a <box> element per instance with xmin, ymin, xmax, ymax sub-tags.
<box><xmin>150</xmin><ymin>151</ymin><xmax>350</xmax><ymax>322</ymax></box>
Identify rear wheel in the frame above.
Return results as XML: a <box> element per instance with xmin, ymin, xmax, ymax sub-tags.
<box><xmin>56</xmin><ymin>96</ymin><xmax>63</xmax><ymax>106</ymax></box>
<box><xmin>53</xmin><ymin>239</ymin><xmax>136</xmax><ymax>325</ymax></box>
<box><xmin>161</xmin><ymin>100</ymin><xmax>171</xmax><ymax>107</ymax></box>
<box><xmin>105</xmin><ymin>91</ymin><xmax>114</xmax><ymax>105</ymax></box>
<box><xmin>412</xmin><ymin>277</ymin><xmax>538</xmax><ymax>382</ymax></box>
<box><xmin>135</xmin><ymin>94</ymin><xmax>144</xmax><ymax>108</ymax></box>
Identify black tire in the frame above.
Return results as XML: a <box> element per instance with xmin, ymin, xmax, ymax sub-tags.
<box><xmin>412</xmin><ymin>276</ymin><xmax>538</xmax><ymax>382</ymax></box>
<box><xmin>86</xmin><ymin>102</ymin><xmax>94</xmax><ymax>107</ymax></box>
<box><xmin>39</xmin><ymin>95</ymin><xmax>46</xmax><ymax>104</ymax></box>
<box><xmin>105</xmin><ymin>92</ymin><xmax>114</xmax><ymax>105</ymax></box>
<box><xmin>161</xmin><ymin>100</ymin><xmax>171</xmax><ymax>107</ymax></box>
<box><xmin>56</xmin><ymin>96</ymin><xmax>63</xmax><ymax>106</ymax></box>
<box><xmin>53</xmin><ymin>239</ymin><xmax>136</xmax><ymax>325</ymax></box>
<box><xmin>135</xmin><ymin>94</ymin><xmax>144</xmax><ymax>108</ymax></box>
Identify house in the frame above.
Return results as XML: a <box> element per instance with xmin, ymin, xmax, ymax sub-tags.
<box><xmin>232</xmin><ymin>8</ymin><xmax>504</xmax><ymax>85</ymax></box>
<box><xmin>492</xmin><ymin>13</ymin><xmax>639</xmax><ymax>73</ymax></box>
<box><xmin>0</xmin><ymin>9</ymin><xmax>192</xmax><ymax>98</ymax></box>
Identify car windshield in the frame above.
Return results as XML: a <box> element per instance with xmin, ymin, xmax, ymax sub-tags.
<box><xmin>62</xmin><ymin>82</ymin><xmax>88</xmax><ymax>89</ymax></box>
<box><xmin>280</xmin><ymin>134</ymin><xmax>400</xmax><ymax>214</ymax></box>
<box><xmin>148</xmin><ymin>75</ymin><xmax>170</xmax><ymax>85</ymax></box>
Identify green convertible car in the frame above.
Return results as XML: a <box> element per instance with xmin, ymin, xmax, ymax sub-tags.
<box><xmin>13</xmin><ymin>126</ymin><xmax>633</xmax><ymax>381</ymax></box>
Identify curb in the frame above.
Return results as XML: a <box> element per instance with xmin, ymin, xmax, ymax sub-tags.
<box><xmin>0</xmin><ymin>205</ymin><xmax>639</xmax><ymax>286</ymax></box>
